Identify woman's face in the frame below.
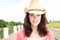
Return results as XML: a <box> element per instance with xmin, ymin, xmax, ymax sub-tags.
<box><xmin>29</xmin><ymin>13</ymin><xmax>41</xmax><ymax>27</ymax></box>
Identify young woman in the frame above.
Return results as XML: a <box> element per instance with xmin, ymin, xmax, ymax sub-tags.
<box><xmin>16</xmin><ymin>0</ymin><xmax>55</xmax><ymax>40</ymax></box>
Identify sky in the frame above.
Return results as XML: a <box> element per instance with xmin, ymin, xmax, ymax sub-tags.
<box><xmin>0</xmin><ymin>0</ymin><xmax>60</xmax><ymax>23</ymax></box>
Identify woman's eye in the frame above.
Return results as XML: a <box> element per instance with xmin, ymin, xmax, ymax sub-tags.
<box><xmin>37</xmin><ymin>15</ymin><xmax>40</xmax><ymax>16</ymax></box>
<box><xmin>29</xmin><ymin>14</ymin><xmax>33</xmax><ymax>16</ymax></box>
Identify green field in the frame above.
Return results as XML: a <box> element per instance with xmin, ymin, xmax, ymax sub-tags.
<box><xmin>46</xmin><ymin>23</ymin><xmax>60</xmax><ymax>29</ymax></box>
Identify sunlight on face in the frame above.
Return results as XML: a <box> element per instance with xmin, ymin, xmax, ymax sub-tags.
<box><xmin>29</xmin><ymin>13</ymin><xmax>41</xmax><ymax>27</ymax></box>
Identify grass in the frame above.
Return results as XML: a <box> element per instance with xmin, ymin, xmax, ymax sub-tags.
<box><xmin>0</xmin><ymin>38</ymin><xmax>3</xmax><ymax>40</ymax></box>
<box><xmin>0</xmin><ymin>28</ymin><xmax>3</xmax><ymax>39</ymax></box>
<box><xmin>9</xmin><ymin>27</ymin><xmax>13</xmax><ymax>35</ymax></box>
<box><xmin>46</xmin><ymin>23</ymin><xmax>60</xmax><ymax>29</ymax></box>
<box><xmin>0</xmin><ymin>28</ymin><xmax>4</xmax><ymax>40</ymax></box>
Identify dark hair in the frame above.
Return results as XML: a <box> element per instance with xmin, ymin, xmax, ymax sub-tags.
<box><xmin>23</xmin><ymin>12</ymin><xmax>48</xmax><ymax>37</ymax></box>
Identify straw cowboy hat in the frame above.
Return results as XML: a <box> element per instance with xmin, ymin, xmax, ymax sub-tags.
<box><xmin>24</xmin><ymin>0</ymin><xmax>46</xmax><ymax>14</ymax></box>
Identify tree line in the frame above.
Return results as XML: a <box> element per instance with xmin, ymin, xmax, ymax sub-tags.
<box><xmin>0</xmin><ymin>19</ymin><xmax>23</xmax><ymax>28</ymax></box>
<box><xmin>49</xmin><ymin>20</ymin><xmax>60</xmax><ymax>23</ymax></box>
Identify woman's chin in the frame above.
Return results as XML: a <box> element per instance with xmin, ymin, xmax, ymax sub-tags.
<box><xmin>32</xmin><ymin>24</ymin><xmax>38</xmax><ymax>27</ymax></box>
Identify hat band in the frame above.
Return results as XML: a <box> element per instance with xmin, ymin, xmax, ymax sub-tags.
<box><xmin>28</xmin><ymin>9</ymin><xmax>45</xmax><ymax>11</ymax></box>
<box><xmin>29</xmin><ymin>11</ymin><xmax>44</xmax><ymax>14</ymax></box>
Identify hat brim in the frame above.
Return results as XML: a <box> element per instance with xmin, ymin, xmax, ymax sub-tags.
<box><xmin>24</xmin><ymin>7</ymin><xmax>46</xmax><ymax>14</ymax></box>
<box><xmin>29</xmin><ymin>11</ymin><xmax>44</xmax><ymax>14</ymax></box>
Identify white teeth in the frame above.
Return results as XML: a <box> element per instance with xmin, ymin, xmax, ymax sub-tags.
<box><xmin>33</xmin><ymin>21</ymin><xmax>37</xmax><ymax>23</ymax></box>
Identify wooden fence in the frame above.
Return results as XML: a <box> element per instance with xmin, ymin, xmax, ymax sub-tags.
<box><xmin>0</xmin><ymin>25</ymin><xmax>23</xmax><ymax>39</ymax></box>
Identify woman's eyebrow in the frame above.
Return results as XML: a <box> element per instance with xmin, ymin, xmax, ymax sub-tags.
<box><xmin>29</xmin><ymin>13</ymin><xmax>34</xmax><ymax>15</ymax></box>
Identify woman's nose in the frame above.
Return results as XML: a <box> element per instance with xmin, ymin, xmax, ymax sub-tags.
<box><xmin>33</xmin><ymin>15</ymin><xmax>37</xmax><ymax>19</ymax></box>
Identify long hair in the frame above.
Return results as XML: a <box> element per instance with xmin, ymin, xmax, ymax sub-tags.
<box><xmin>23</xmin><ymin>12</ymin><xmax>48</xmax><ymax>37</ymax></box>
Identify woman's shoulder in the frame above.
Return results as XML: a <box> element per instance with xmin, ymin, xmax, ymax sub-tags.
<box><xmin>17</xmin><ymin>29</ymin><xmax>25</xmax><ymax>35</ymax></box>
<box><xmin>47</xmin><ymin>29</ymin><xmax>54</xmax><ymax>36</ymax></box>
<box><xmin>17</xmin><ymin>29</ymin><xmax>25</xmax><ymax>38</ymax></box>
<box><xmin>45</xmin><ymin>29</ymin><xmax>55</xmax><ymax>40</ymax></box>
<box><xmin>16</xmin><ymin>29</ymin><xmax>25</xmax><ymax>40</ymax></box>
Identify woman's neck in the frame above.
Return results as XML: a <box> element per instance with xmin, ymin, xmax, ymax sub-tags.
<box><xmin>31</xmin><ymin>25</ymin><xmax>38</xmax><ymax>32</ymax></box>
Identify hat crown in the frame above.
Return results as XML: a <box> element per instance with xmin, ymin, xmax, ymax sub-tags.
<box><xmin>29</xmin><ymin>0</ymin><xmax>39</xmax><ymax>6</ymax></box>
<box><xmin>28</xmin><ymin>0</ymin><xmax>43</xmax><ymax>10</ymax></box>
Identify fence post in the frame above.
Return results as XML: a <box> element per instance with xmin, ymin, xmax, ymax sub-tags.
<box><xmin>13</xmin><ymin>26</ymin><xmax>17</xmax><ymax>33</ymax></box>
<box><xmin>3</xmin><ymin>27</ymin><xmax>9</xmax><ymax>38</ymax></box>
<box><xmin>21</xmin><ymin>25</ymin><xmax>23</xmax><ymax>29</ymax></box>
<box><xmin>17</xmin><ymin>25</ymin><xmax>21</xmax><ymax>31</ymax></box>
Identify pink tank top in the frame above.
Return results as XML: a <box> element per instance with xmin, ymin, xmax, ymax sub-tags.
<box><xmin>16</xmin><ymin>29</ymin><xmax>55</xmax><ymax>40</ymax></box>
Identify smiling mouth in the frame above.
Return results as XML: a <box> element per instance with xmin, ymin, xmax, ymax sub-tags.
<box><xmin>33</xmin><ymin>21</ymin><xmax>38</xmax><ymax>23</ymax></box>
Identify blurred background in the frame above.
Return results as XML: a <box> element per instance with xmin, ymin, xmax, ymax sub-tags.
<box><xmin>0</xmin><ymin>0</ymin><xmax>60</xmax><ymax>40</ymax></box>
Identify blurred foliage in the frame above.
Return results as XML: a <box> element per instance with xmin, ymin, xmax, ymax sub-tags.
<box><xmin>0</xmin><ymin>19</ymin><xmax>23</xmax><ymax>28</ymax></box>
<box><xmin>49</xmin><ymin>20</ymin><xmax>60</xmax><ymax>23</ymax></box>
<box><xmin>0</xmin><ymin>19</ymin><xmax>6</xmax><ymax>28</ymax></box>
